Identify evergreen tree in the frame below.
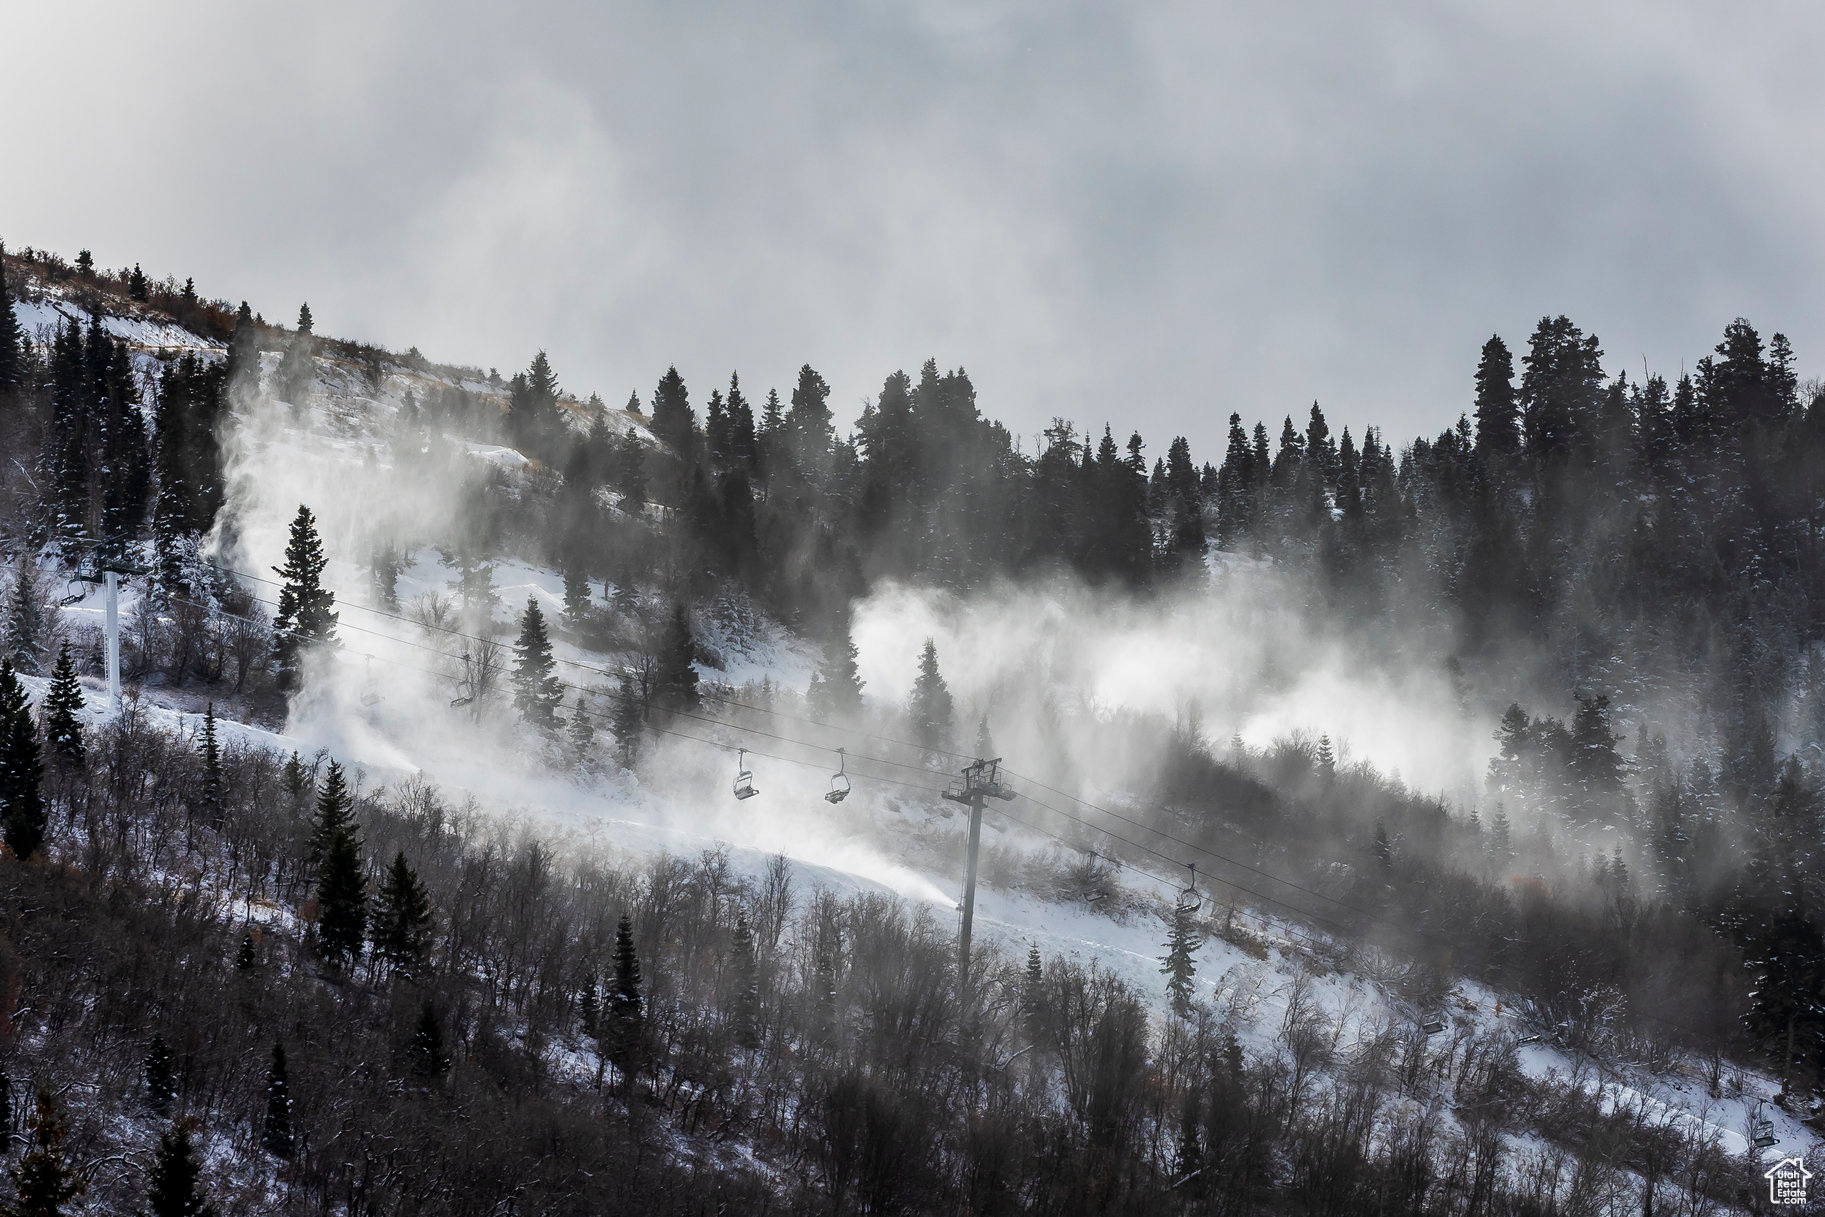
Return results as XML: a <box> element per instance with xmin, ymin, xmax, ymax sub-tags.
<box><xmin>612</xmin><ymin>672</ymin><xmax>644</xmax><ymax>768</ymax></box>
<box><xmin>1373</xmin><ymin>820</ymin><xmax>1393</xmax><ymax>869</ymax></box>
<box><xmin>730</xmin><ymin>912</ymin><xmax>761</xmax><ymax>1050</ymax></box>
<box><xmin>785</xmin><ymin>364</ymin><xmax>835</xmax><ymax>473</ymax></box>
<box><xmin>726</xmin><ymin>372</ymin><xmax>758</xmax><ymax>472</ymax></box>
<box><xmin>141</xmin><ymin>1121</ymin><xmax>215</xmax><ymax>1217</ymax></box>
<box><xmin>260</xmin><ymin>1044</ymin><xmax>293</xmax><ymax>1157</ymax></box>
<box><xmin>3</xmin><ymin>1091</ymin><xmax>83</xmax><ymax>1217</ymax></box>
<box><xmin>281</xmin><ymin>751</ymin><xmax>313</xmax><ymax>816</ymax></box>
<box><xmin>144</xmin><ymin>1034</ymin><xmax>177</xmax><ymax>1116</ymax></box>
<box><xmin>409</xmin><ymin>1002</ymin><xmax>450</xmax><ymax>1078</ymax></box>
<box><xmin>270</xmin><ymin>505</ymin><xmax>338</xmax><ymax>691</ymax></box>
<box><xmin>562</xmin><ymin>561</ymin><xmax>589</xmax><ymax>627</ymax></box>
<box><xmin>1021</xmin><ymin>945</ymin><xmax>1048</xmax><ymax>1049</ymax></box>
<box><xmin>605</xmin><ymin>914</ymin><xmax>645</xmax><ymax>1083</ymax></box>
<box><xmin>1161</xmin><ymin>891</ymin><xmax>1201</xmax><ymax>1018</ymax></box>
<box><xmin>511</xmin><ymin>597</ymin><xmax>564</xmax><ymax>728</ymax></box>
<box><xmin>40</xmin><ymin>643</ymin><xmax>83</xmax><ymax>765</ymax></box>
<box><xmin>296</xmin><ymin>302</ymin><xmax>313</xmax><ymax>334</ymax></box>
<box><xmin>6</xmin><ymin>562</ymin><xmax>44</xmax><ymax>674</ymax></box>
<box><xmin>615</xmin><ymin>430</ymin><xmax>648</xmax><ymax>509</ymax></box>
<box><xmin>0</xmin><ymin>242</ymin><xmax>21</xmax><ymax>393</ymax></box>
<box><xmin>305</xmin><ymin>759</ymin><xmax>354</xmax><ymax>869</ymax></box>
<box><xmin>234</xmin><ymin>933</ymin><xmax>257</xmax><ymax>972</ymax></box>
<box><xmin>1473</xmin><ymin>334</ymin><xmax>1520</xmax><ymax>459</ymax></box>
<box><xmin>1314</xmin><ymin>734</ymin><xmax>1335</xmax><ymax>785</ymax></box>
<box><xmin>655</xmin><ymin>603</ymin><xmax>699</xmax><ymax>709</ymax></box>
<box><xmin>1568</xmin><ymin>691</ymin><xmax>1627</xmax><ymax>822</ymax></box>
<box><xmin>128</xmin><ymin>263</ymin><xmax>149</xmax><ymax>301</ymax></box>
<box><xmin>806</xmin><ymin>613</ymin><xmax>864</xmax><ymax>720</ymax></box>
<box><xmin>907</xmin><ymin>638</ymin><xmax>954</xmax><ymax>754</ymax></box>
<box><xmin>649</xmin><ymin>366</ymin><xmax>694</xmax><ymax>452</ymax></box>
<box><xmin>196</xmin><ymin>703</ymin><xmax>223</xmax><ymax>826</ymax></box>
<box><xmin>0</xmin><ymin>659</ymin><xmax>45</xmax><ymax>862</ymax></box>
<box><xmin>315</xmin><ymin>827</ymin><xmax>367</xmax><ymax>967</ymax></box>
<box><xmin>568</xmin><ymin>692</ymin><xmax>595</xmax><ymax>766</ymax></box>
<box><xmin>373</xmin><ymin>850</ymin><xmax>433</xmax><ymax>980</ymax></box>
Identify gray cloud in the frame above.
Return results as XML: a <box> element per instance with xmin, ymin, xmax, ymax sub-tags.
<box><xmin>5</xmin><ymin>0</ymin><xmax>1820</xmax><ymax>454</ymax></box>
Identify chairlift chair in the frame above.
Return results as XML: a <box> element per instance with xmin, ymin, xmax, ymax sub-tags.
<box><xmin>825</xmin><ymin>748</ymin><xmax>851</xmax><ymax>804</ymax></box>
<box><xmin>733</xmin><ymin>748</ymin><xmax>759</xmax><ymax>800</ymax></box>
<box><xmin>1420</xmin><ymin>1020</ymin><xmax>1447</xmax><ymax>1036</ymax></box>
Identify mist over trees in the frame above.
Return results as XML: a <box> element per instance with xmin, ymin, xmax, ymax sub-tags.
<box><xmin>0</xmin><ymin>244</ymin><xmax>1822</xmax><ymax>1211</ymax></box>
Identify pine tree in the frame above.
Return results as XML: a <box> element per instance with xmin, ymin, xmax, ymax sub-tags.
<box><xmin>234</xmin><ymin>933</ymin><xmax>257</xmax><ymax>971</ymax></box>
<box><xmin>409</xmin><ymin>1001</ymin><xmax>450</xmax><ymax>1078</ymax></box>
<box><xmin>0</xmin><ymin>242</ymin><xmax>21</xmax><ymax>393</ymax></box>
<box><xmin>315</xmin><ymin>827</ymin><xmax>367</xmax><ymax>967</ymax></box>
<box><xmin>907</xmin><ymin>638</ymin><xmax>953</xmax><ymax>754</ymax></box>
<box><xmin>1161</xmin><ymin>891</ymin><xmax>1201</xmax><ymax>1018</ymax></box>
<box><xmin>1473</xmin><ymin>334</ymin><xmax>1520</xmax><ymax>459</ymax></box>
<box><xmin>1021</xmin><ymin>945</ymin><xmax>1048</xmax><ymax>1049</ymax></box>
<box><xmin>0</xmin><ymin>659</ymin><xmax>45</xmax><ymax>862</ymax></box>
<box><xmin>579</xmin><ymin>973</ymin><xmax>600</xmax><ymax>1038</ymax></box>
<box><xmin>141</xmin><ymin>1121</ymin><xmax>215</xmax><ymax>1217</ymax></box>
<box><xmin>511</xmin><ymin>598</ymin><xmax>563</xmax><ymax>728</ymax></box>
<box><xmin>649</xmin><ymin>366</ymin><xmax>695</xmax><ymax>452</ymax></box>
<box><xmin>260</xmin><ymin>1044</ymin><xmax>293</xmax><ymax>1157</ymax></box>
<box><xmin>6</xmin><ymin>562</ymin><xmax>44</xmax><ymax>674</ymax></box>
<box><xmin>40</xmin><ymin>643</ymin><xmax>83</xmax><ymax>765</ymax></box>
<box><xmin>1314</xmin><ymin>734</ymin><xmax>1335</xmax><ymax>785</ymax></box>
<box><xmin>568</xmin><ymin>693</ymin><xmax>595</xmax><ymax>767</ymax></box>
<box><xmin>305</xmin><ymin>759</ymin><xmax>354</xmax><ymax>869</ymax></box>
<box><xmin>4</xmin><ymin>1091</ymin><xmax>83</xmax><ymax>1216</ymax></box>
<box><xmin>144</xmin><ymin>1034</ymin><xmax>177</xmax><ymax>1116</ymax></box>
<box><xmin>807</xmin><ymin>613</ymin><xmax>864</xmax><ymax>720</ymax></box>
<box><xmin>281</xmin><ymin>751</ymin><xmax>313</xmax><ymax>815</ymax></box>
<box><xmin>605</xmin><ymin>914</ymin><xmax>645</xmax><ymax>1083</ymax></box>
<box><xmin>655</xmin><ymin>603</ymin><xmax>699</xmax><ymax>709</ymax></box>
<box><xmin>612</xmin><ymin>672</ymin><xmax>644</xmax><ymax>768</ymax></box>
<box><xmin>128</xmin><ymin>264</ymin><xmax>149</xmax><ymax>301</ymax></box>
<box><xmin>196</xmin><ymin>704</ymin><xmax>223</xmax><ymax>826</ymax></box>
<box><xmin>270</xmin><ymin>505</ymin><xmax>337</xmax><ymax>691</ymax></box>
<box><xmin>562</xmin><ymin>562</ymin><xmax>589</xmax><ymax>626</ymax></box>
<box><xmin>372</xmin><ymin>850</ymin><xmax>433</xmax><ymax>980</ymax></box>
<box><xmin>730</xmin><ymin>912</ymin><xmax>760</xmax><ymax>1050</ymax></box>
<box><xmin>295</xmin><ymin>303</ymin><xmax>313</xmax><ymax>334</ymax></box>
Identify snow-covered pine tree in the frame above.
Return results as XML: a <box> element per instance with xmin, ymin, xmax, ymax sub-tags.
<box><xmin>6</xmin><ymin>560</ymin><xmax>45</xmax><ymax>674</ymax></box>
<box><xmin>907</xmin><ymin>638</ymin><xmax>953</xmax><ymax>754</ymax></box>
<box><xmin>1160</xmin><ymin>891</ymin><xmax>1201</xmax><ymax>1018</ymax></box>
<box><xmin>568</xmin><ymin>692</ymin><xmax>595</xmax><ymax>766</ymax></box>
<box><xmin>807</xmin><ymin>613</ymin><xmax>864</xmax><ymax>720</ymax></box>
<box><xmin>196</xmin><ymin>703</ymin><xmax>223</xmax><ymax>827</ymax></box>
<box><xmin>612</xmin><ymin>672</ymin><xmax>644</xmax><ymax>768</ymax></box>
<box><xmin>270</xmin><ymin>505</ymin><xmax>337</xmax><ymax>691</ymax></box>
<box><xmin>509</xmin><ymin>598</ymin><xmax>564</xmax><ymax>729</ymax></box>
<box><xmin>41</xmin><ymin>642</ymin><xmax>84</xmax><ymax>765</ymax></box>
<box><xmin>655</xmin><ymin>603</ymin><xmax>698</xmax><ymax>709</ymax></box>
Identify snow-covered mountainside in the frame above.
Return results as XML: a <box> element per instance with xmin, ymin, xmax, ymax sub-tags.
<box><xmin>1</xmin><ymin>260</ymin><xmax>1815</xmax><ymax>1215</ymax></box>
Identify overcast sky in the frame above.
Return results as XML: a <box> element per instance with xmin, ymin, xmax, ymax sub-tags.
<box><xmin>5</xmin><ymin>1</ymin><xmax>1821</xmax><ymax>456</ymax></box>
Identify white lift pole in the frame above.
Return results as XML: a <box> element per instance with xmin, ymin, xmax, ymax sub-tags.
<box><xmin>104</xmin><ymin>569</ymin><xmax>121</xmax><ymax>712</ymax></box>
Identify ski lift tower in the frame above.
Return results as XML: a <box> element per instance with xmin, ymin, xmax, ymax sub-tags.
<box><xmin>71</xmin><ymin>559</ymin><xmax>144</xmax><ymax>714</ymax></box>
<box><xmin>943</xmin><ymin>757</ymin><xmax>1016</xmax><ymax>1001</ymax></box>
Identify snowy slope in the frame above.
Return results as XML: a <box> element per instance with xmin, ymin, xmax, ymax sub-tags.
<box><xmin>21</xmin><ymin>284</ymin><xmax>1818</xmax><ymax>1200</ymax></box>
